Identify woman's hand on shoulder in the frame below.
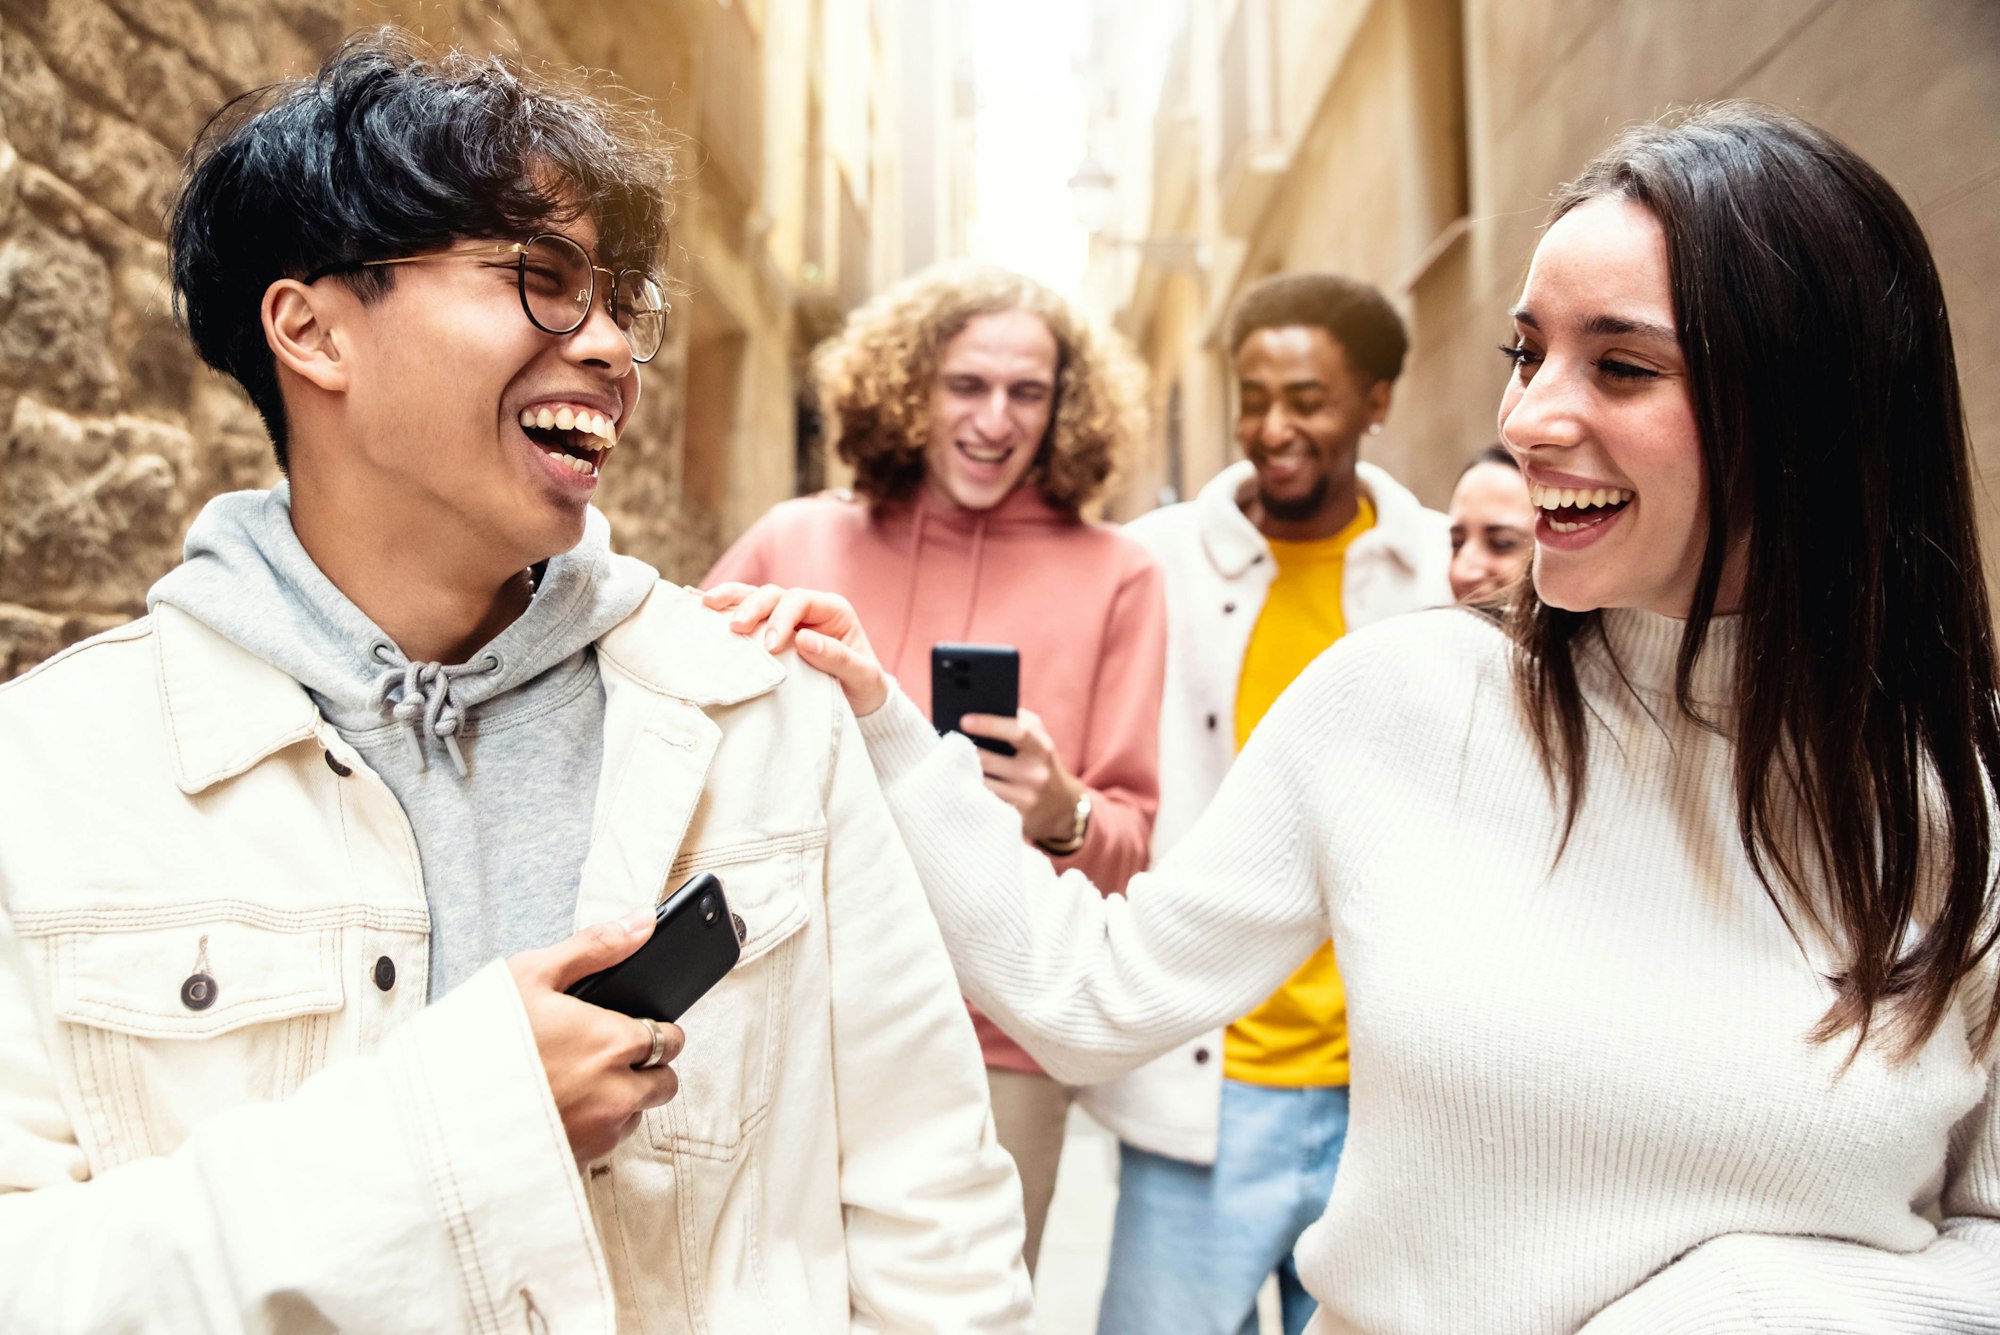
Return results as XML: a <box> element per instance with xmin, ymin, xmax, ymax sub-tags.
<box><xmin>702</xmin><ymin>582</ymin><xmax>890</xmax><ymax>716</ymax></box>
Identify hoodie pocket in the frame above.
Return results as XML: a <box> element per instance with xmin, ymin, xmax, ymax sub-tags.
<box><xmin>26</xmin><ymin>911</ymin><xmax>350</xmax><ymax>1169</ymax></box>
<box><xmin>645</xmin><ymin>848</ymin><xmax>809</xmax><ymax>1161</ymax></box>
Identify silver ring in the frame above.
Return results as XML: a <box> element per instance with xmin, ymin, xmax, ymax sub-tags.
<box><xmin>634</xmin><ymin>1016</ymin><xmax>667</xmax><ymax>1071</ymax></box>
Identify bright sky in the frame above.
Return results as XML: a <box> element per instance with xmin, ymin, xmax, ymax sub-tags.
<box><xmin>963</xmin><ymin>0</ymin><xmax>1090</xmax><ymax>293</ymax></box>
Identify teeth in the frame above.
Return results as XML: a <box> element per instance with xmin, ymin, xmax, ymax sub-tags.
<box><xmin>520</xmin><ymin>405</ymin><xmax>617</xmax><ymax>450</ymax></box>
<box><xmin>1532</xmin><ymin>483</ymin><xmax>1633</xmax><ymax>511</ymax></box>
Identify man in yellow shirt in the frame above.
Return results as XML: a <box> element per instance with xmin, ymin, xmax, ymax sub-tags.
<box><xmin>1090</xmin><ymin>274</ymin><xmax>1451</xmax><ymax>1334</ymax></box>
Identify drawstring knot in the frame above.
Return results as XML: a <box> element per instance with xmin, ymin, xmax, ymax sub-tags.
<box><xmin>367</xmin><ymin>640</ymin><xmax>502</xmax><ymax>778</ymax></box>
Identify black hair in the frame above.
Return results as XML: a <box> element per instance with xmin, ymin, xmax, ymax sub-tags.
<box><xmin>168</xmin><ymin>28</ymin><xmax>675</xmax><ymax>470</ymax></box>
<box><xmin>1510</xmin><ymin>102</ymin><xmax>2000</xmax><ymax>1059</ymax></box>
<box><xmin>1460</xmin><ymin>443</ymin><xmax>1518</xmax><ymax>477</ymax></box>
<box><xmin>1225</xmin><ymin>272</ymin><xmax>1409</xmax><ymax>384</ymax></box>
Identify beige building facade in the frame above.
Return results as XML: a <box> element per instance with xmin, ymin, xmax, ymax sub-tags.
<box><xmin>1079</xmin><ymin>0</ymin><xmax>2000</xmax><ymax>547</ymax></box>
<box><xmin>0</xmin><ymin>0</ymin><xmax>970</xmax><ymax>676</ymax></box>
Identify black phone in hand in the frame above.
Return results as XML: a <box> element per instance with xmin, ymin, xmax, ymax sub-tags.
<box><xmin>565</xmin><ymin>873</ymin><xmax>741</xmax><ymax>1021</ymax></box>
<box><xmin>932</xmin><ymin>643</ymin><xmax>1020</xmax><ymax>756</ymax></box>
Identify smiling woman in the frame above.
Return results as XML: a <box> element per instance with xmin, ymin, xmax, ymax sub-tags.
<box><xmin>714</xmin><ymin>102</ymin><xmax>2000</xmax><ymax>1334</ymax></box>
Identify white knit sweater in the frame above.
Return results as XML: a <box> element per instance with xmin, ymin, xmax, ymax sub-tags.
<box><xmin>859</xmin><ymin>605</ymin><xmax>2000</xmax><ymax>1333</ymax></box>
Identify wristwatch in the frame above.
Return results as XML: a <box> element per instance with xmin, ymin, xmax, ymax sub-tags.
<box><xmin>1036</xmin><ymin>791</ymin><xmax>1092</xmax><ymax>857</ymax></box>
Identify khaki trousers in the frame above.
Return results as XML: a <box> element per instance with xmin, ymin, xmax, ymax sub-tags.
<box><xmin>985</xmin><ymin>1067</ymin><xmax>1080</xmax><ymax>1276</ymax></box>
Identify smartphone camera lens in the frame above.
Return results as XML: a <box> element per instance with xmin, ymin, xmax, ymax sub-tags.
<box><xmin>700</xmin><ymin>892</ymin><xmax>718</xmax><ymax>925</ymax></box>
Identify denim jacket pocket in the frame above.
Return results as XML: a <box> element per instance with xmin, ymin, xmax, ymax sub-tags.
<box><xmin>27</xmin><ymin>910</ymin><xmax>349</xmax><ymax>1170</ymax></box>
<box><xmin>646</xmin><ymin>840</ymin><xmax>813</xmax><ymax>1161</ymax></box>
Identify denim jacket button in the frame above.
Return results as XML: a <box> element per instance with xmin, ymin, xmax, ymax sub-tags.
<box><xmin>1193</xmin><ymin>1046</ymin><xmax>1211</xmax><ymax>1064</ymax></box>
<box><xmin>323</xmin><ymin>749</ymin><xmax>353</xmax><ymax>778</ymax></box>
<box><xmin>180</xmin><ymin>972</ymin><xmax>217</xmax><ymax>1011</ymax></box>
<box><xmin>372</xmin><ymin>956</ymin><xmax>397</xmax><ymax>991</ymax></box>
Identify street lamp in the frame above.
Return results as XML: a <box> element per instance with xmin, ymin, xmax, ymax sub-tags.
<box><xmin>1066</xmin><ymin>154</ymin><xmax>1206</xmax><ymax>273</ymax></box>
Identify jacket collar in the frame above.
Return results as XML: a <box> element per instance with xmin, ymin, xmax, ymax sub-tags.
<box><xmin>154</xmin><ymin>602</ymin><xmax>325</xmax><ymax>795</ymax></box>
<box><xmin>153</xmin><ymin>581</ymin><xmax>783</xmax><ymax>795</ymax></box>
<box><xmin>1195</xmin><ymin>458</ymin><xmax>1434</xmax><ymax>578</ymax></box>
<box><xmin>593</xmin><ymin>581</ymin><xmax>787</xmax><ymax>707</ymax></box>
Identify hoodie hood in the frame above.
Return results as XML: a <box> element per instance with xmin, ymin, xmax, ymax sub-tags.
<box><xmin>876</xmin><ymin>483</ymin><xmax>1079</xmax><ymax>678</ymax></box>
<box><xmin>148</xmin><ymin>484</ymin><xmax>656</xmax><ymax>777</ymax></box>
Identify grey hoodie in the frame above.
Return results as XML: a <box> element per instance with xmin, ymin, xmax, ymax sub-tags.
<box><xmin>148</xmin><ymin>485</ymin><xmax>657</xmax><ymax>998</ymax></box>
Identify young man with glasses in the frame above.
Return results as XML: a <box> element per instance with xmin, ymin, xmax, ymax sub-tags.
<box><xmin>0</xmin><ymin>29</ymin><xmax>1031</xmax><ymax>1333</ymax></box>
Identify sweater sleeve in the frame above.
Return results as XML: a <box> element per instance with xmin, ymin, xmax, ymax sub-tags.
<box><xmin>1050</xmin><ymin>555</ymin><xmax>1166</xmax><ymax>895</ymax></box>
<box><xmin>855</xmin><ymin>655</ymin><xmax>1334</xmax><ymax>1085</ymax></box>
<box><xmin>1580</xmin><ymin>1050</ymin><xmax>2000</xmax><ymax>1333</ymax></box>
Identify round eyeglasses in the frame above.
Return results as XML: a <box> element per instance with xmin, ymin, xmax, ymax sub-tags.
<box><xmin>305</xmin><ymin>233</ymin><xmax>668</xmax><ymax>363</ymax></box>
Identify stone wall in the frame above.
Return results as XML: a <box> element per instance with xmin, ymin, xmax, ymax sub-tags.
<box><xmin>0</xmin><ymin>0</ymin><xmax>724</xmax><ymax>678</ymax></box>
<box><xmin>0</xmin><ymin>0</ymin><xmax>331</xmax><ymax>674</ymax></box>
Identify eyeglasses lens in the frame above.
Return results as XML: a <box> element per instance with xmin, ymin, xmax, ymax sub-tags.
<box><xmin>519</xmin><ymin>235</ymin><xmax>665</xmax><ymax>362</ymax></box>
<box><xmin>519</xmin><ymin>234</ymin><xmax>594</xmax><ymax>337</ymax></box>
<box><xmin>616</xmin><ymin>270</ymin><xmax>668</xmax><ymax>362</ymax></box>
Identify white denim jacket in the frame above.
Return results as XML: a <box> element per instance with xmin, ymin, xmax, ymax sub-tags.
<box><xmin>0</xmin><ymin>583</ymin><xmax>1032</xmax><ymax>1333</ymax></box>
<box><xmin>1078</xmin><ymin>460</ymin><xmax>1451</xmax><ymax>1162</ymax></box>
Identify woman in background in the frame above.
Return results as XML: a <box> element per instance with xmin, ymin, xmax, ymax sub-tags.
<box><xmin>1447</xmin><ymin>444</ymin><xmax>1533</xmax><ymax>603</ymax></box>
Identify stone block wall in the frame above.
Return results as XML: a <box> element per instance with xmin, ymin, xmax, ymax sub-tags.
<box><xmin>0</xmin><ymin>0</ymin><xmax>347</xmax><ymax>675</ymax></box>
<box><xmin>0</xmin><ymin>0</ymin><xmax>716</xmax><ymax>678</ymax></box>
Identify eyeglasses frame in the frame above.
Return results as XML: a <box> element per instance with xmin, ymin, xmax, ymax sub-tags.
<box><xmin>304</xmin><ymin>234</ymin><xmax>667</xmax><ymax>364</ymax></box>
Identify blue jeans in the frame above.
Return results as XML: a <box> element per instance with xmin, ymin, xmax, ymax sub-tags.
<box><xmin>1096</xmin><ymin>1080</ymin><xmax>1349</xmax><ymax>1335</ymax></box>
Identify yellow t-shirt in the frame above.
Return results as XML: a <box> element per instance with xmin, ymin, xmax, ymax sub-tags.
<box><xmin>1223</xmin><ymin>496</ymin><xmax>1374</xmax><ymax>1087</ymax></box>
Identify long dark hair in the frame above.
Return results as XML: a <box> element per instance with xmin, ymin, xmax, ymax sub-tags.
<box><xmin>1511</xmin><ymin>103</ymin><xmax>2000</xmax><ymax>1059</ymax></box>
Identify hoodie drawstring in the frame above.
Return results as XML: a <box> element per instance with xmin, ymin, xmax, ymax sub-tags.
<box><xmin>961</xmin><ymin>512</ymin><xmax>987</xmax><ymax>643</ymax></box>
<box><xmin>888</xmin><ymin>502</ymin><xmax>995</xmax><ymax>676</ymax></box>
<box><xmin>889</xmin><ymin>506</ymin><xmax>928</xmax><ymax>678</ymax></box>
<box><xmin>367</xmin><ymin>641</ymin><xmax>504</xmax><ymax>778</ymax></box>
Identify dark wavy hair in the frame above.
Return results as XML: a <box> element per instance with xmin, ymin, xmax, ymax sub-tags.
<box><xmin>168</xmin><ymin>28</ymin><xmax>675</xmax><ymax>470</ymax></box>
<box><xmin>1226</xmin><ymin>272</ymin><xmax>1408</xmax><ymax>384</ymax></box>
<box><xmin>1511</xmin><ymin>103</ymin><xmax>2000</xmax><ymax>1059</ymax></box>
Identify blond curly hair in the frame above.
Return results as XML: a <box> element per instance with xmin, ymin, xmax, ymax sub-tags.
<box><xmin>814</xmin><ymin>263</ymin><xmax>1145</xmax><ymax>512</ymax></box>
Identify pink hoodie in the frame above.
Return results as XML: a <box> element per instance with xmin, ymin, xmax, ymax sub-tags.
<box><xmin>706</xmin><ymin>485</ymin><xmax>1166</xmax><ymax>1074</ymax></box>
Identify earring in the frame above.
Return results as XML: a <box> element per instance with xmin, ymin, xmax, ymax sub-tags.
<box><xmin>1368</xmin><ymin>423</ymin><xmax>1383</xmax><ymax>436</ymax></box>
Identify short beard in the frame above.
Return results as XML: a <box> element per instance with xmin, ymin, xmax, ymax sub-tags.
<box><xmin>1257</xmin><ymin>475</ymin><xmax>1330</xmax><ymax>524</ymax></box>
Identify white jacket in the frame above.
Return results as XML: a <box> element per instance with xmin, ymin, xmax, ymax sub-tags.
<box><xmin>1078</xmin><ymin>459</ymin><xmax>1451</xmax><ymax>1162</ymax></box>
<box><xmin>0</xmin><ymin>583</ymin><xmax>1032</xmax><ymax>1332</ymax></box>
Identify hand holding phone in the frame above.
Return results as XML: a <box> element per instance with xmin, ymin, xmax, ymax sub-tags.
<box><xmin>508</xmin><ymin>910</ymin><xmax>689</xmax><ymax>1166</ymax></box>
<box><xmin>565</xmin><ymin>873</ymin><xmax>742</xmax><ymax>1022</ymax></box>
<box><xmin>932</xmin><ymin>643</ymin><xmax>1020</xmax><ymax>756</ymax></box>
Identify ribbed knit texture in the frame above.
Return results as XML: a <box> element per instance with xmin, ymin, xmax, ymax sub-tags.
<box><xmin>861</xmin><ymin>606</ymin><xmax>2000</xmax><ymax>1332</ymax></box>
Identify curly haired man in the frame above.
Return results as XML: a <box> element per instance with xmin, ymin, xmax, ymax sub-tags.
<box><xmin>707</xmin><ymin>263</ymin><xmax>1167</xmax><ymax>1273</ymax></box>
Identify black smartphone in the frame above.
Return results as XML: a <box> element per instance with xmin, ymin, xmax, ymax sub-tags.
<box><xmin>565</xmin><ymin>873</ymin><xmax>741</xmax><ymax>1022</ymax></box>
<box><xmin>931</xmin><ymin>642</ymin><xmax>1020</xmax><ymax>756</ymax></box>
